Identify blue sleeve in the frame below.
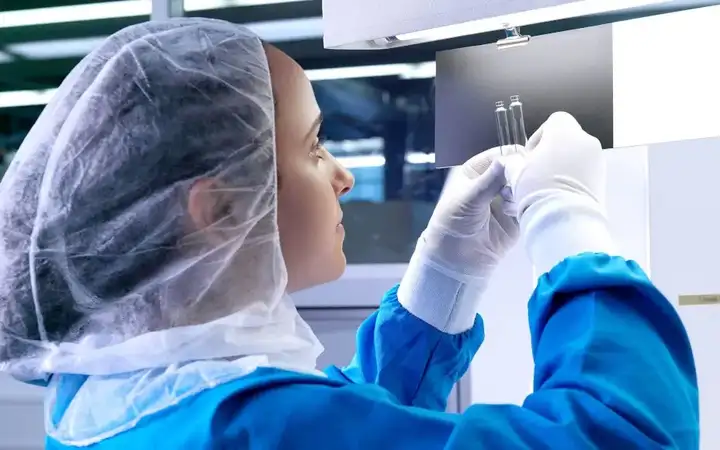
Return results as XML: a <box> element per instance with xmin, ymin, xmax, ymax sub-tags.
<box><xmin>253</xmin><ymin>254</ymin><xmax>698</xmax><ymax>449</ymax></box>
<box><xmin>324</xmin><ymin>285</ymin><xmax>485</xmax><ymax>411</ymax></box>
<box><xmin>445</xmin><ymin>253</ymin><xmax>699</xmax><ymax>448</ymax></box>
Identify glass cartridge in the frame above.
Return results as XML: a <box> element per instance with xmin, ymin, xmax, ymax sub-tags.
<box><xmin>509</xmin><ymin>95</ymin><xmax>528</xmax><ymax>147</ymax></box>
<box><xmin>494</xmin><ymin>101</ymin><xmax>511</xmax><ymax>147</ymax></box>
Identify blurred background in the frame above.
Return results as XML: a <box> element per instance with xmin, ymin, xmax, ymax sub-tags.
<box><xmin>0</xmin><ymin>0</ymin><xmax>476</xmax><ymax>264</ymax></box>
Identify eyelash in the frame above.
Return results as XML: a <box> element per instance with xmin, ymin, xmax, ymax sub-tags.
<box><xmin>312</xmin><ymin>136</ymin><xmax>326</xmax><ymax>159</ymax></box>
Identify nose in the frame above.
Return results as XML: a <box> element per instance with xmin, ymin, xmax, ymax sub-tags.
<box><xmin>331</xmin><ymin>155</ymin><xmax>355</xmax><ymax>197</ymax></box>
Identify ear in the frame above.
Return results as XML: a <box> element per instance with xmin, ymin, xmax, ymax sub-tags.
<box><xmin>188</xmin><ymin>178</ymin><xmax>230</xmax><ymax>231</ymax></box>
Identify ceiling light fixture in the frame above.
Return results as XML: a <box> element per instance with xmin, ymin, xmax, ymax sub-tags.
<box><xmin>4</xmin><ymin>17</ymin><xmax>324</xmax><ymax>60</ymax></box>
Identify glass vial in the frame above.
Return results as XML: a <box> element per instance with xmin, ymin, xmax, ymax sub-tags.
<box><xmin>494</xmin><ymin>101</ymin><xmax>511</xmax><ymax>147</ymax></box>
<box><xmin>509</xmin><ymin>95</ymin><xmax>528</xmax><ymax>147</ymax></box>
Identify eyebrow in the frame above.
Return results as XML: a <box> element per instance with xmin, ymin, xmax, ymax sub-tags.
<box><xmin>305</xmin><ymin>113</ymin><xmax>323</xmax><ymax>141</ymax></box>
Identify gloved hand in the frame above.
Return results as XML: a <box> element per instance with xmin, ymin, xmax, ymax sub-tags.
<box><xmin>398</xmin><ymin>145</ymin><xmax>522</xmax><ymax>334</ymax></box>
<box><xmin>507</xmin><ymin>111</ymin><xmax>618</xmax><ymax>276</ymax></box>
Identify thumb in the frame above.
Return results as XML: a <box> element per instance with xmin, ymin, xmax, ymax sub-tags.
<box><xmin>457</xmin><ymin>158</ymin><xmax>507</xmax><ymax>210</ymax></box>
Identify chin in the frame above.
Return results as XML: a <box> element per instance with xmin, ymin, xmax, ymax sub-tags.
<box><xmin>318</xmin><ymin>250</ymin><xmax>347</xmax><ymax>286</ymax></box>
<box><xmin>322</xmin><ymin>248</ymin><xmax>347</xmax><ymax>283</ymax></box>
<box><xmin>287</xmin><ymin>251</ymin><xmax>347</xmax><ymax>293</ymax></box>
<box><xmin>332</xmin><ymin>252</ymin><xmax>347</xmax><ymax>279</ymax></box>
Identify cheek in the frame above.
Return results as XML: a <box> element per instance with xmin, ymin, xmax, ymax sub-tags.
<box><xmin>277</xmin><ymin>167</ymin><xmax>337</xmax><ymax>256</ymax></box>
<box><xmin>277</xmin><ymin>166</ymin><xmax>343</xmax><ymax>291</ymax></box>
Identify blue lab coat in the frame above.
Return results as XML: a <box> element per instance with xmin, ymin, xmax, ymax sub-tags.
<box><xmin>46</xmin><ymin>253</ymin><xmax>699</xmax><ymax>449</ymax></box>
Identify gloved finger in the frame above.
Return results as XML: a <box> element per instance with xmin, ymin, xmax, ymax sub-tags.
<box><xmin>463</xmin><ymin>145</ymin><xmax>524</xmax><ymax>180</ymax></box>
<box><xmin>525</xmin><ymin>111</ymin><xmax>582</xmax><ymax>152</ymax></box>
<box><xmin>500</xmin><ymin>185</ymin><xmax>513</xmax><ymax>203</ymax></box>
<box><xmin>499</xmin><ymin>185</ymin><xmax>520</xmax><ymax>218</ymax></box>
<box><xmin>500</xmin><ymin>196</ymin><xmax>519</xmax><ymax>219</ymax></box>
<box><xmin>455</xmin><ymin>158</ymin><xmax>508</xmax><ymax>209</ymax></box>
<box><xmin>490</xmin><ymin>197</ymin><xmax>520</xmax><ymax>235</ymax></box>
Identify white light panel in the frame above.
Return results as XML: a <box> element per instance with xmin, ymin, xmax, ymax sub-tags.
<box><xmin>4</xmin><ymin>17</ymin><xmax>325</xmax><ymax>60</ymax></box>
<box><xmin>0</xmin><ymin>0</ymin><xmax>309</xmax><ymax>28</ymax></box>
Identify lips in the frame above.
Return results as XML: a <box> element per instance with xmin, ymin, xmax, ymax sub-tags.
<box><xmin>337</xmin><ymin>210</ymin><xmax>344</xmax><ymax>226</ymax></box>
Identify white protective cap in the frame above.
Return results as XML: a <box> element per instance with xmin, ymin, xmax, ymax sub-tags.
<box><xmin>0</xmin><ymin>18</ymin><xmax>323</xmax><ymax>383</ymax></box>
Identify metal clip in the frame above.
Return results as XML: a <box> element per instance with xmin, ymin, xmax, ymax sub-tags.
<box><xmin>370</xmin><ymin>36</ymin><xmax>400</xmax><ymax>48</ymax></box>
<box><xmin>497</xmin><ymin>24</ymin><xmax>530</xmax><ymax>50</ymax></box>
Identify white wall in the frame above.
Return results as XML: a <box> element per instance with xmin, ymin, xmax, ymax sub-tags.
<box><xmin>612</xmin><ymin>6</ymin><xmax>720</xmax><ymax>148</ymax></box>
<box><xmin>648</xmin><ymin>137</ymin><xmax>720</xmax><ymax>449</ymax></box>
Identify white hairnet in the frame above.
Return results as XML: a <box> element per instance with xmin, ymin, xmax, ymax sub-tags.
<box><xmin>0</xmin><ymin>18</ymin><xmax>323</xmax><ymax>383</ymax></box>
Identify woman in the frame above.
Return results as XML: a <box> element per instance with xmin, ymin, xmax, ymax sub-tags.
<box><xmin>0</xmin><ymin>19</ymin><xmax>698</xmax><ymax>448</ymax></box>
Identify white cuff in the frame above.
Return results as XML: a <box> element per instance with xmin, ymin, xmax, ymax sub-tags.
<box><xmin>520</xmin><ymin>192</ymin><xmax>618</xmax><ymax>277</ymax></box>
<box><xmin>397</xmin><ymin>243</ymin><xmax>485</xmax><ymax>335</ymax></box>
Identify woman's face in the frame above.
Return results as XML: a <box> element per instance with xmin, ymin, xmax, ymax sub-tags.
<box><xmin>266</xmin><ymin>45</ymin><xmax>355</xmax><ymax>293</ymax></box>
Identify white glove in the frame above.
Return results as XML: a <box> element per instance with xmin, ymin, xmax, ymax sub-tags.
<box><xmin>507</xmin><ymin>111</ymin><xmax>618</xmax><ymax>276</ymax></box>
<box><xmin>398</xmin><ymin>145</ymin><xmax>521</xmax><ymax>334</ymax></box>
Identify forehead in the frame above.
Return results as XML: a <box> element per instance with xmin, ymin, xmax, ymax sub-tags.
<box><xmin>265</xmin><ymin>45</ymin><xmax>319</xmax><ymax>126</ymax></box>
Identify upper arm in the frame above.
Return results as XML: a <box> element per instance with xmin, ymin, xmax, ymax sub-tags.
<box><xmin>520</xmin><ymin>253</ymin><xmax>699</xmax><ymax>448</ymax></box>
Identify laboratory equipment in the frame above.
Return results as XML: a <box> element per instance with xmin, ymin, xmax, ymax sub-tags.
<box><xmin>494</xmin><ymin>101</ymin><xmax>511</xmax><ymax>147</ymax></box>
<box><xmin>509</xmin><ymin>95</ymin><xmax>528</xmax><ymax>147</ymax></box>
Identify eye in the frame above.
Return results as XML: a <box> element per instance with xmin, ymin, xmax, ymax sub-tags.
<box><xmin>311</xmin><ymin>136</ymin><xmax>326</xmax><ymax>159</ymax></box>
